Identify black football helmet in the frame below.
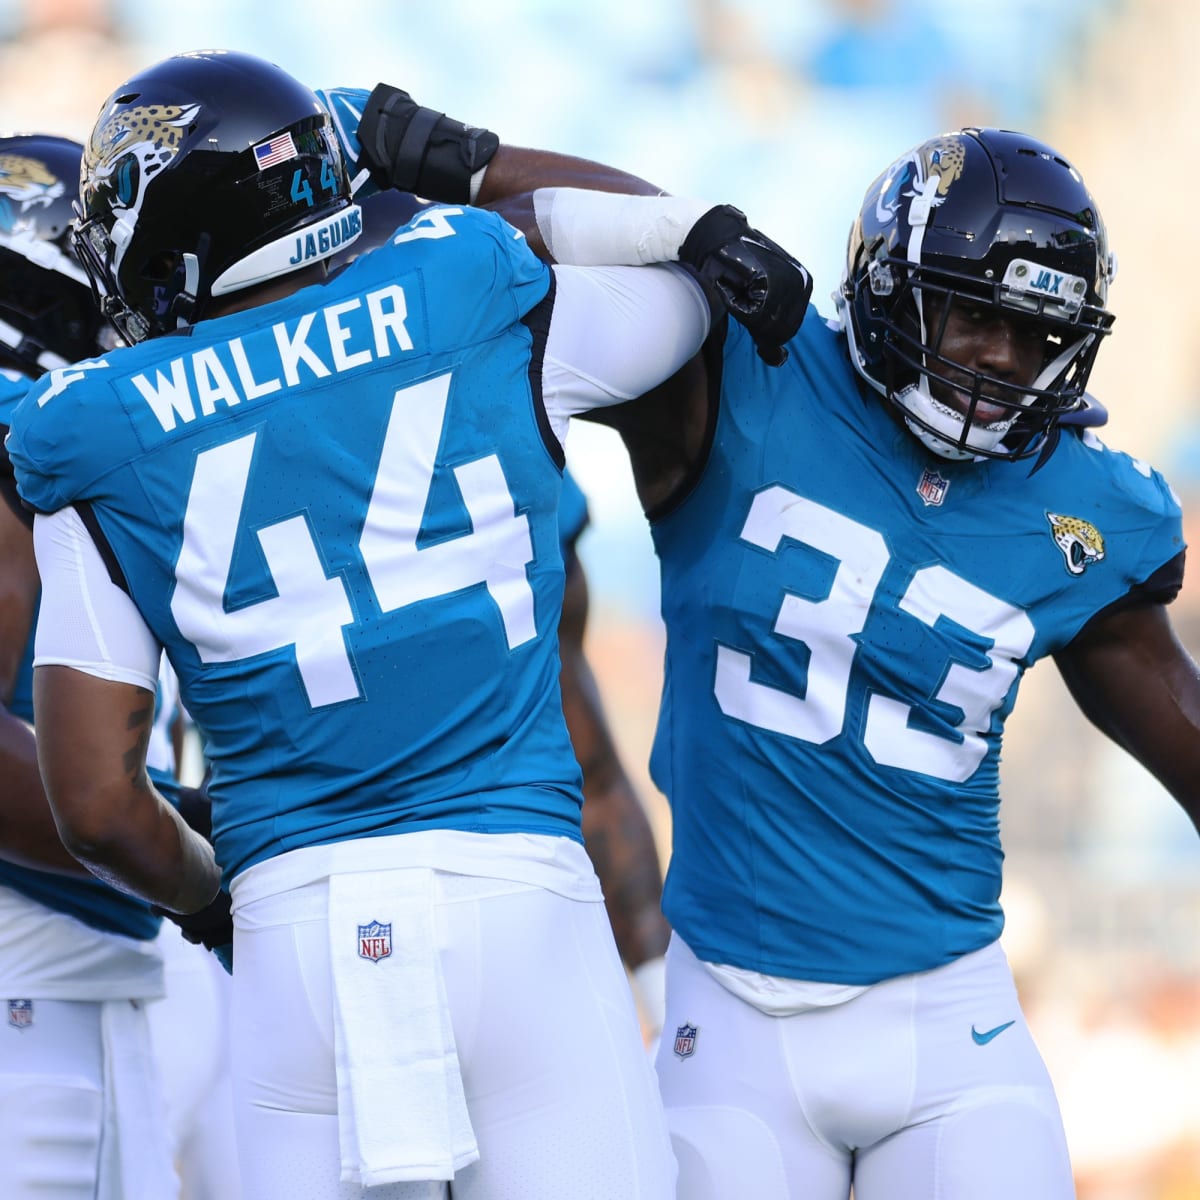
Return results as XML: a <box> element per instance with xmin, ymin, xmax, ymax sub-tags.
<box><xmin>0</xmin><ymin>134</ymin><xmax>110</xmax><ymax>375</ymax></box>
<box><xmin>837</xmin><ymin>128</ymin><xmax>1115</xmax><ymax>462</ymax></box>
<box><xmin>73</xmin><ymin>49</ymin><xmax>362</xmax><ymax>343</ymax></box>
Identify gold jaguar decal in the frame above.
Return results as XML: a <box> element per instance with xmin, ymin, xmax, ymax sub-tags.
<box><xmin>919</xmin><ymin>136</ymin><xmax>966</xmax><ymax>197</ymax></box>
<box><xmin>1047</xmin><ymin>512</ymin><xmax>1105</xmax><ymax>576</ymax></box>
<box><xmin>875</xmin><ymin>134</ymin><xmax>967</xmax><ymax>227</ymax></box>
<box><xmin>0</xmin><ymin>154</ymin><xmax>62</xmax><ymax>205</ymax></box>
<box><xmin>84</xmin><ymin>102</ymin><xmax>200</xmax><ymax>216</ymax></box>
<box><xmin>0</xmin><ymin>154</ymin><xmax>65</xmax><ymax>237</ymax></box>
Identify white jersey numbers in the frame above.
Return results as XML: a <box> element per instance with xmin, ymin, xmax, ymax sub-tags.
<box><xmin>716</xmin><ymin>487</ymin><xmax>1034</xmax><ymax>782</ymax></box>
<box><xmin>171</xmin><ymin>433</ymin><xmax>360</xmax><ymax>708</ymax></box>
<box><xmin>170</xmin><ymin>372</ymin><xmax>535</xmax><ymax>709</ymax></box>
<box><xmin>360</xmin><ymin>373</ymin><xmax>536</xmax><ymax>649</ymax></box>
<box><xmin>867</xmin><ymin>566</ymin><xmax>1033</xmax><ymax>781</ymax></box>
<box><xmin>715</xmin><ymin>486</ymin><xmax>887</xmax><ymax>743</ymax></box>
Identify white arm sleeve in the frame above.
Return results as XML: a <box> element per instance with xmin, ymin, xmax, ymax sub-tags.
<box><xmin>542</xmin><ymin>263</ymin><xmax>710</xmax><ymax>443</ymax></box>
<box><xmin>532</xmin><ymin>188</ymin><xmax>712</xmax><ymax>266</ymax></box>
<box><xmin>32</xmin><ymin>507</ymin><xmax>161</xmax><ymax>691</ymax></box>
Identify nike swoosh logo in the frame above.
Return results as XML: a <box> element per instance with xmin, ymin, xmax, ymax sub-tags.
<box><xmin>971</xmin><ymin>1020</ymin><xmax>1015</xmax><ymax>1046</ymax></box>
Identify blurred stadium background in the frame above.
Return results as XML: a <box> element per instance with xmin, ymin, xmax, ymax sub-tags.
<box><xmin>3</xmin><ymin>0</ymin><xmax>1198</xmax><ymax>1194</ymax></box>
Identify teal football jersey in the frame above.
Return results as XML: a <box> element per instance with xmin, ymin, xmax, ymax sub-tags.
<box><xmin>652</xmin><ymin>314</ymin><xmax>1184</xmax><ymax>984</ymax></box>
<box><xmin>9</xmin><ymin>204</ymin><xmax>584</xmax><ymax>885</ymax></box>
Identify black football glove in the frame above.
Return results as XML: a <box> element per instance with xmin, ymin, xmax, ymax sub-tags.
<box><xmin>679</xmin><ymin>205</ymin><xmax>812</xmax><ymax>366</ymax></box>
<box><xmin>356</xmin><ymin>83</ymin><xmax>498</xmax><ymax>203</ymax></box>
<box><xmin>176</xmin><ymin>784</ymin><xmax>212</xmax><ymax>841</ymax></box>
<box><xmin>152</xmin><ymin>888</ymin><xmax>233</xmax><ymax>974</ymax></box>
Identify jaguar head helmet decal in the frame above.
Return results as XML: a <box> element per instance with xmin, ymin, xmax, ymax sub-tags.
<box><xmin>1046</xmin><ymin>512</ymin><xmax>1105</xmax><ymax>576</ymax></box>
<box><xmin>82</xmin><ymin>101</ymin><xmax>200</xmax><ymax>269</ymax></box>
<box><xmin>0</xmin><ymin>154</ymin><xmax>65</xmax><ymax>231</ymax></box>
<box><xmin>874</xmin><ymin>135</ymin><xmax>967</xmax><ymax>229</ymax></box>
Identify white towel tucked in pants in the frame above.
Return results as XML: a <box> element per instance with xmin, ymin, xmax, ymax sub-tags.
<box><xmin>229</xmin><ymin>831</ymin><xmax>677</xmax><ymax>1200</ymax></box>
<box><xmin>329</xmin><ymin>866</ymin><xmax>478</xmax><ymax>1185</ymax></box>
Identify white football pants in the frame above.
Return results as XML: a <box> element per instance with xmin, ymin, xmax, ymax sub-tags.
<box><xmin>656</xmin><ymin>935</ymin><xmax>1075</xmax><ymax>1200</ymax></box>
<box><xmin>0</xmin><ymin>996</ymin><xmax>178</xmax><ymax>1199</ymax></box>
<box><xmin>231</xmin><ymin>872</ymin><xmax>675</xmax><ymax>1199</ymax></box>
<box><xmin>146</xmin><ymin>926</ymin><xmax>241</xmax><ymax>1200</ymax></box>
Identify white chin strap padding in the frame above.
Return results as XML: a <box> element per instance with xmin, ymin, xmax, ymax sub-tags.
<box><xmin>896</xmin><ymin>381</ymin><xmax>1013</xmax><ymax>461</ymax></box>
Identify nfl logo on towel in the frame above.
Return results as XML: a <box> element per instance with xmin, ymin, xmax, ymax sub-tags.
<box><xmin>8</xmin><ymin>999</ymin><xmax>33</xmax><ymax>1029</ymax></box>
<box><xmin>916</xmin><ymin>467</ymin><xmax>950</xmax><ymax>507</ymax></box>
<box><xmin>673</xmin><ymin>1022</ymin><xmax>698</xmax><ymax>1059</ymax></box>
<box><xmin>253</xmin><ymin>131</ymin><xmax>297</xmax><ymax>171</ymax></box>
<box><xmin>358</xmin><ymin>920</ymin><xmax>392</xmax><ymax>963</ymax></box>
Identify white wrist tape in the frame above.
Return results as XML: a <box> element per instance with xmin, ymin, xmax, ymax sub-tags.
<box><xmin>533</xmin><ymin>188</ymin><xmax>712</xmax><ymax>266</ymax></box>
<box><xmin>468</xmin><ymin>165</ymin><xmax>489</xmax><ymax>205</ymax></box>
<box><xmin>631</xmin><ymin>955</ymin><xmax>668</xmax><ymax>1038</ymax></box>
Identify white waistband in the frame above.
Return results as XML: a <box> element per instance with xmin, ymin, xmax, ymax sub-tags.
<box><xmin>0</xmin><ymin>886</ymin><xmax>165</xmax><ymax>1001</ymax></box>
<box><xmin>230</xmin><ymin>830</ymin><xmax>602</xmax><ymax>910</ymax></box>
<box><xmin>689</xmin><ymin>936</ymin><xmax>1007</xmax><ymax>1017</ymax></box>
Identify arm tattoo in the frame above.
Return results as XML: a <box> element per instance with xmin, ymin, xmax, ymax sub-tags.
<box><xmin>122</xmin><ymin>701</ymin><xmax>154</xmax><ymax>791</ymax></box>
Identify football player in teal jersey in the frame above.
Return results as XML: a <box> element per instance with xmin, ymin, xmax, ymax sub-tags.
<box><xmin>0</xmin><ymin>134</ymin><xmax>182</xmax><ymax>1200</ymax></box>
<box><xmin>342</xmin><ymin>87</ymin><xmax>1200</xmax><ymax>1200</ymax></box>
<box><xmin>337</xmin><ymin>187</ymin><xmax>672</xmax><ymax>1044</ymax></box>
<box><xmin>9</xmin><ymin>51</ymin><xmax>808</xmax><ymax>1200</ymax></box>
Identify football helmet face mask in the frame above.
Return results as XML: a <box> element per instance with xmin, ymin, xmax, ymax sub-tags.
<box><xmin>0</xmin><ymin>135</ymin><xmax>111</xmax><ymax>376</ymax></box>
<box><xmin>73</xmin><ymin>49</ymin><xmax>362</xmax><ymax>344</ymax></box>
<box><xmin>836</xmin><ymin>128</ymin><xmax>1116</xmax><ymax>462</ymax></box>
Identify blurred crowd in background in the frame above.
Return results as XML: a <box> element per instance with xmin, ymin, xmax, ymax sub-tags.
<box><xmin>1</xmin><ymin>0</ymin><xmax>1197</xmax><ymax>1194</ymax></box>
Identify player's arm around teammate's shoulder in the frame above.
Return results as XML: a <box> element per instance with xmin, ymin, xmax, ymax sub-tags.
<box><xmin>320</xmin><ymin>82</ymin><xmax>812</xmax><ymax>364</ymax></box>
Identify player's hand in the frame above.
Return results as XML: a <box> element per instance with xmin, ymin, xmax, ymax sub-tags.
<box><xmin>152</xmin><ymin>889</ymin><xmax>234</xmax><ymax>975</ymax></box>
<box><xmin>679</xmin><ymin>205</ymin><xmax>812</xmax><ymax>366</ymax></box>
<box><xmin>176</xmin><ymin>784</ymin><xmax>212</xmax><ymax>841</ymax></box>
<box><xmin>322</xmin><ymin>82</ymin><xmax>498</xmax><ymax>204</ymax></box>
<box><xmin>631</xmin><ymin>956</ymin><xmax>667</xmax><ymax>1052</ymax></box>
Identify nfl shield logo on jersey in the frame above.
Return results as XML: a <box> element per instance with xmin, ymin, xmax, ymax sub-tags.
<box><xmin>7</xmin><ymin>999</ymin><xmax>33</xmax><ymax>1029</ymax></box>
<box><xmin>357</xmin><ymin>920</ymin><xmax>392</xmax><ymax>963</ymax></box>
<box><xmin>916</xmin><ymin>467</ymin><xmax>950</xmax><ymax>507</ymax></box>
<box><xmin>673</xmin><ymin>1022</ymin><xmax>698</xmax><ymax>1059</ymax></box>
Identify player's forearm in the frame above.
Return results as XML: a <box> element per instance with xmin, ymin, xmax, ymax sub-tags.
<box><xmin>33</xmin><ymin>668</ymin><xmax>221</xmax><ymax>910</ymax></box>
<box><xmin>476</xmin><ymin>145</ymin><xmax>662</xmax><ymax>206</ymax></box>
<box><xmin>57</xmin><ymin>784</ymin><xmax>221</xmax><ymax>913</ymax></box>
<box><xmin>581</xmin><ymin>776</ymin><xmax>671</xmax><ymax>968</ymax></box>
<box><xmin>0</xmin><ymin>707</ymin><xmax>90</xmax><ymax>875</ymax></box>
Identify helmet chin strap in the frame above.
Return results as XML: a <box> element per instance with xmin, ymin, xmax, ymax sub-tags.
<box><xmin>168</xmin><ymin>251</ymin><xmax>201</xmax><ymax>329</ymax></box>
<box><xmin>896</xmin><ymin>379</ymin><xmax>1014</xmax><ymax>461</ymax></box>
<box><xmin>902</xmin><ymin>327</ymin><xmax>1091</xmax><ymax>462</ymax></box>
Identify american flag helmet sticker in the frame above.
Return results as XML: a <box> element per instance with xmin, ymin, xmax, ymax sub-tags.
<box><xmin>253</xmin><ymin>132</ymin><xmax>298</xmax><ymax>171</ymax></box>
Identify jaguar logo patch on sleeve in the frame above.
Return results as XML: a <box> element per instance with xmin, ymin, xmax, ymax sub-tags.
<box><xmin>1046</xmin><ymin>512</ymin><xmax>1105</xmax><ymax>576</ymax></box>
